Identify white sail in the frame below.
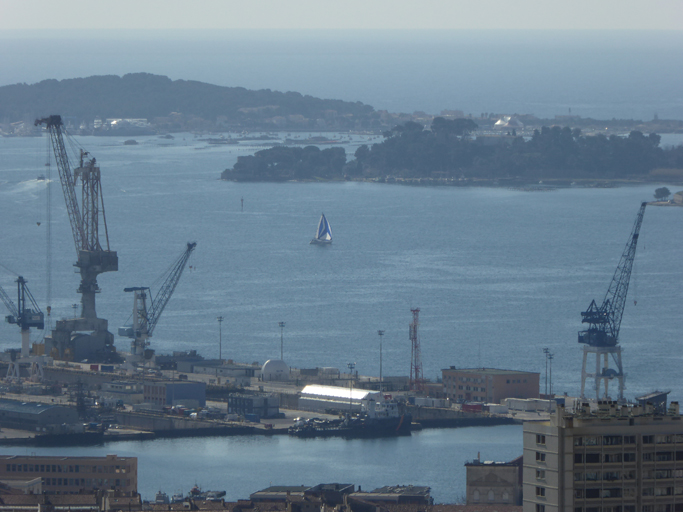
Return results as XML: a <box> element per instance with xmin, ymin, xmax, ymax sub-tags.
<box><xmin>311</xmin><ymin>214</ymin><xmax>332</xmax><ymax>244</ymax></box>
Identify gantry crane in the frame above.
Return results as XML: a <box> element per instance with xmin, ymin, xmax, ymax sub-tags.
<box><xmin>578</xmin><ymin>202</ymin><xmax>647</xmax><ymax>401</ymax></box>
<box><xmin>35</xmin><ymin>115</ymin><xmax>118</xmax><ymax>362</ymax></box>
<box><xmin>0</xmin><ymin>276</ymin><xmax>44</xmax><ymax>358</ymax></box>
<box><xmin>0</xmin><ymin>276</ymin><xmax>45</xmax><ymax>381</ymax></box>
<box><xmin>119</xmin><ymin>242</ymin><xmax>196</xmax><ymax>362</ymax></box>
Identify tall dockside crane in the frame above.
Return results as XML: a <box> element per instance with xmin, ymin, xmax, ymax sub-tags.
<box><xmin>578</xmin><ymin>202</ymin><xmax>647</xmax><ymax>401</ymax></box>
<box><xmin>35</xmin><ymin>115</ymin><xmax>118</xmax><ymax>362</ymax></box>
<box><xmin>119</xmin><ymin>242</ymin><xmax>196</xmax><ymax>362</ymax></box>
<box><xmin>0</xmin><ymin>276</ymin><xmax>44</xmax><ymax>358</ymax></box>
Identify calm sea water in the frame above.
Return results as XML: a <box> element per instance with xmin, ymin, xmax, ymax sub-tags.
<box><xmin>0</xmin><ymin>133</ymin><xmax>681</xmax><ymax>401</ymax></box>
<box><xmin>1</xmin><ymin>30</ymin><xmax>683</xmax><ymax>120</ymax></box>
<box><xmin>0</xmin><ymin>425</ymin><xmax>523</xmax><ymax>503</ymax></box>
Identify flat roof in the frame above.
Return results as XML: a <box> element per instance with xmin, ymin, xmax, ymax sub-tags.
<box><xmin>442</xmin><ymin>368</ymin><xmax>539</xmax><ymax>376</ymax></box>
<box><xmin>0</xmin><ymin>399</ymin><xmax>63</xmax><ymax>415</ymax></box>
<box><xmin>301</xmin><ymin>384</ymin><xmax>378</xmax><ymax>401</ymax></box>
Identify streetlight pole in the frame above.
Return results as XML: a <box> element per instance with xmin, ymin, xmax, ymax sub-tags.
<box><xmin>217</xmin><ymin>316</ymin><xmax>224</xmax><ymax>361</ymax></box>
<box><xmin>377</xmin><ymin>330</ymin><xmax>384</xmax><ymax>393</ymax></box>
<box><xmin>72</xmin><ymin>303</ymin><xmax>79</xmax><ymax>319</ymax></box>
<box><xmin>548</xmin><ymin>353</ymin><xmax>554</xmax><ymax>396</ymax></box>
<box><xmin>278</xmin><ymin>322</ymin><xmax>286</xmax><ymax>361</ymax></box>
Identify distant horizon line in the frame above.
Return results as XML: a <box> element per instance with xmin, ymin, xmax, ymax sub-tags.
<box><xmin>1</xmin><ymin>28</ymin><xmax>682</xmax><ymax>37</ymax></box>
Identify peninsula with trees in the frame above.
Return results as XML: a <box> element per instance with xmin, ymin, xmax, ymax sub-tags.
<box><xmin>222</xmin><ymin>118</ymin><xmax>683</xmax><ymax>184</ymax></box>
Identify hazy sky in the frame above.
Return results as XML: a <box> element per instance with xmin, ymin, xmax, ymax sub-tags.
<box><xmin>1</xmin><ymin>0</ymin><xmax>682</xmax><ymax>31</ymax></box>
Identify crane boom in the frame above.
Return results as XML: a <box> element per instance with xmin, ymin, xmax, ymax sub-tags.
<box><xmin>147</xmin><ymin>242</ymin><xmax>197</xmax><ymax>336</ymax></box>
<box><xmin>34</xmin><ymin>115</ymin><xmax>85</xmax><ymax>255</ymax></box>
<box><xmin>579</xmin><ymin>202</ymin><xmax>647</xmax><ymax>347</ymax></box>
<box><xmin>0</xmin><ymin>284</ymin><xmax>18</xmax><ymax>320</ymax></box>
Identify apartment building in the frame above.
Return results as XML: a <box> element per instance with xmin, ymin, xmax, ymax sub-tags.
<box><xmin>0</xmin><ymin>454</ymin><xmax>137</xmax><ymax>495</ymax></box>
<box><xmin>523</xmin><ymin>401</ymin><xmax>683</xmax><ymax>512</ymax></box>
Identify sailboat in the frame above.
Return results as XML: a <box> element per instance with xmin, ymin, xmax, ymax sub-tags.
<box><xmin>310</xmin><ymin>214</ymin><xmax>332</xmax><ymax>245</ymax></box>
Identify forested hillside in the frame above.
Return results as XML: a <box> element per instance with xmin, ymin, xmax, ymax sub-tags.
<box><xmin>0</xmin><ymin>73</ymin><xmax>379</xmax><ymax>131</ymax></box>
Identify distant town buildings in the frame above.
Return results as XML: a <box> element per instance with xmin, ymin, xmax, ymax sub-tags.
<box><xmin>442</xmin><ymin>368</ymin><xmax>540</xmax><ymax>404</ymax></box>
<box><xmin>523</xmin><ymin>401</ymin><xmax>683</xmax><ymax>512</ymax></box>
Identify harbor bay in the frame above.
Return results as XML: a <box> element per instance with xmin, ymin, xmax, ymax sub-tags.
<box><xmin>0</xmin><ymin>133</ymin><xmax>682</xmax><ymax>401</ymax></box>
<box><xmin>0</xmin><ymin>425</ymin><xmax>523</xmax><ymax>503</ymax></box>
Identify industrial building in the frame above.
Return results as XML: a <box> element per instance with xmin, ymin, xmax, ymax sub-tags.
<box><xmin>523</xmin><ymin>401</ymin><xmax>683</xmax><ymax>512</ymax></box>
<box><xmin>442</xmin><ymin>367</ymin><xmax>540</xmax><ymax>404</ymax></box>
<box><xmin>0</xmin><ymin>399</ymin><xmax>80</xmax><ymax>433</ymax></box>
<box><xmin>0</xmin><ymin>454</ymin><xmax>137</xmax><ymax>495</ymax></box>
<box><xmin>142</xmin><ymin>381</ymin><xmax>206</xmax><ymax>407</ymax></box>
<box><xmin>298</xmin><ymin>384</ymin><xmax>381</xmax><ymax>413</ymax></box>
<box><xmin>466</xmin><ymin>456</ymin><xmax>523</xmax><ymax>505</ymax></box>
<box><xmin>227</xmin><ymin>393</ymin><xmax>280</xmax><ymax>419</ymax></box>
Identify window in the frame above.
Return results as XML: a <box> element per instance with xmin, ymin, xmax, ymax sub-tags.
<box><xmin>574</xmin><ymin>472</ymin><xmax>583</xmax><ymax>481</ymax></box>
<box><xmin>624</xmin><ymin>435</ymin><xmax>636</xmax><ymax>444</ymax></box>
<box><xmin>643</xmin><ymin>488</ymin><xmax>655</xmax><ymax>496</ymax></box>
<box><xmin>536</xmin><ymin>487</ymin><xmax>546</xmax><ymax>497</ymax></box>
<box><xmin>473</xmin><ymin>490</ymin><xmax>480</xmax><ymax>502</ymax></box>
<box><xmin>604</xmin><ymin>453</ymin><xmax>622</xmax><ymax>463</ymax></box>
<box><xmin>657</xmin><ymin>435</ymin><xmax>673</xmax><ymax>444</ymax></box>
<box><xmin>575</xmin><ymin>490</ymin><xmax>584</xmax><ymax>498</ymax></box>
<box><xmin>537</xmin><ymin>469</ymin><xmax>546</xmax><ymax>479</ymax></box>
<box><xmin>488</xmin><ymin>491</ymin><xmax>495</xmax><ymax>501</ymax></box>
<box><xmin>586</xmin><ymin>453</ymin><xmax>600</xmax><ymax>463</ymax></box>
<box><xmin>536</xmin><ymin>452</ymin><xmax>546</xmax><ymax>462</ymax></box>
<box><xmin>502</xmin><ymin>492</ymin><xmax>509</xmax><ymax>502</ymax></box>
<box><xmin>537</xmin><ymin>434</ymin><xmax>546</xmax><ymax>444</ymax></box>
<box><xmin>575</xmin><ymin>437</ymin><xmax>583</xmax><ymax>446</ymax></box>
<box><xmin>604</xmin><ymin>435</ymin><xmax>622</xmax><ymax>446</ymax></box>
<box><xmin>656</xmin><ymin>452</ymin><xmax>673</xmax><ymax>461</ymax></box>
<box><xmin>536</xmin><ymin>505</ymin><xmax>545</xmax><ymax>512</ymax></box>
<box><xmin>585</xmin><ymin>489</ymin><xmax>600</xmax><ymax>499</ymax></box>
<box><xmin>575</xmin><ymin>453</ymin><xmax>583</xmax><ymax>463</ymax></box>
<box><xmin>644</xmin><ymin>435</ymin><xmax>655</xmax><ymax>444</ymax></box>
<box><xmin>624</xmin><ymin>453</ymin><xmax>636</xmax><ymax>462</ymax></box>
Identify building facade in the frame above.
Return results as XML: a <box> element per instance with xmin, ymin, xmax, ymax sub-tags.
<box><xmin>143</xmin><ymin>381</ymin><xmax>206</xmax><ymax>407</ymax></box>
<box><xmin>523</xmin><ymin>401</ymin><xmax>683</xmax><ymax>512</ymax></box>
<box><xmin>466</xmin><ymin>456</ymin><xmax>523</xmax><ymax>505</ymax></box>
<box><xmin>0</xmin><ymin>454</ymin><xmax>137</xmax><ymax>495</ymax></box>
<box><xmin>442</xmin><ymin>368</ymin><xmax>540</xmax><ymax>403</ymax></box>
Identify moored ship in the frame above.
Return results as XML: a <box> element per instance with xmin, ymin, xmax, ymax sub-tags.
<box><xmin>288</xmin><ymin>398</ymin><xmax>412</xmax><ymax>439</ymax></box>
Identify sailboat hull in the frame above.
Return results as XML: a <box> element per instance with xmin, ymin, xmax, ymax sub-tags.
<box><xmin>310</xmin><ymin>238</ymin><xmax>332</xmax><ymax>245</ymax></box>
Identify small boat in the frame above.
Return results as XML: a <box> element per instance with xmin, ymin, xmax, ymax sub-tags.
<box><xmin>310</xmin><ymin>213</ymin><xmax>332</xmax><ymax>245</ymax></box>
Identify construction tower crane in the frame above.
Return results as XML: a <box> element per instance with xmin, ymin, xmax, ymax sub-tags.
<box><xmin>0</xmin><ymin>276</ymin><xmax>44</xmax><ymax>358</ymax></box>
<box><xmin>35</xmin><ymin>115</ymin><xmax>118</xmax><ymax>362</ymax></box>
<box><xmin>119</xmin><ymin>242</ymin><xmax>196</xmax><ymax>362</ymax></box>
<box><xmin>578</xmin><ymin>202</ymin><xmax>647</xmax><ymax>401</ymax></box>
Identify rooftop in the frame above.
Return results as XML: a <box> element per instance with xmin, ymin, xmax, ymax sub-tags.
<box><xmin>442</xmin><ymin>368</ymin><xmax>539</xmax><ymax>376</ymax></box>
